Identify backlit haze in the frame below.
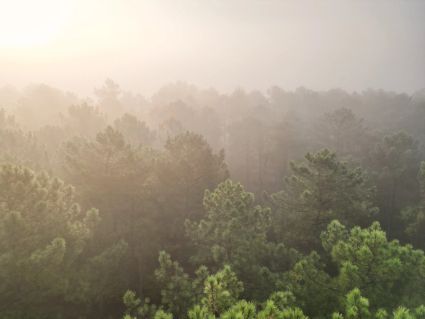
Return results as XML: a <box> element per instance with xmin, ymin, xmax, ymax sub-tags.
<box><xmin>0</xmin><ymin>0</ymin><xmax>424</xmax><ymax>96</ymax></box>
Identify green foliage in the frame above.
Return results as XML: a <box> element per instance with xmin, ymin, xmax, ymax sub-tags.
<box><xmin>78</xmin><ymin>239</ymin><xmax>128</xmax><ymax>304</ymax></box>
<box><xmin>188</xmin><ymin>290</ymin><xmax>307</xmax><ymax>319</ymax></box>
<box><xmin>267</xmin><ymin>291</ymin><xmax>296</xmax><ymax>310</ymax></box>
<box><xmin>123</xmin><ymin>290</ymin><xmax>159</xmax><ymax>319</ymax></box>
<box><xmin>257</xmin><ymin>300</ymin><xmax>282</xmax><ymax>319</ymax></box>
<box><xmin>122</xmin><ymin>217</ymin><xmax>425</xmax><ymax>319</ymax></box>
<box><xmin>345</xmin><ymin>288</ymin><xmax>371</xmax><ymax>319</ymax></box>
<box><xmin>414</xmin><ymin>306</ymin><xmax>425</xmax><ymax>319</ymax></box>
<box><xmin>287</xmin><ymin>221</ymin><xmax>425</xmax><ymax>317</ymax></box>
<box><xmin>128</xmin><ymin>258</ymin><xmax>242</xmax><ymax>319</ymax></box>
<box><xmin>186</xmin><ymin>179</ymin><xmax>297</xmax><ymax>300</ymax></box>
<box><xmin>188</xmin><ymin>305</ymin><xmax>216</xmax><ymax>319</ymax></box>
<box><xmin>221</xmin><ymin>300</ymin><xmax>256</xmax><ymax>319</ymax></box>
<box><xmin>186</xmin><ymin>179</ymin><xmax>271</xmax><ymax>267</ymax></box>
<box><xmin>2</xmin><ymin>85</ymin><xmax>425</xmax><ymax>319</ymax></box>
<box><xmin>63</xmin><ymin>126</ymin><xmax>159</xmax><ymax>297</ymax></box>
<box><xmin>63</xmin><ymin>129</ymin><xmax>228</xmax><ymax>314</ymax></box>
<box><xmin>201</xmin><ymin>266</ymin><xmax>244</xmax><ymax>316</ymax></box>
<box><xmin>154</xmin><ymin>310</ymin><xmax>173</xmax><ymax>319</ymax></box>
<box><xmin>333</xmin><ymin>289</ymin><xmax>425</xmax><ymax>319</ymax></box>
<box><xmin>155</xmin><ymin>251</ymin><xmax>198</xmax><ymax>317</ymax></box>
<box><xmin>402</xmin><ymin>162</ymin><xmax>425</xmax><ymax>248</ymax></box>
<box><xmin>0</xmin><ymin>164</ymin><xmax>125</xmax><ymax>317</ymax></box>
<box><xmin>272</xmin><ymin>149</ymin><xmax>377</xmax><ymax>251</ymax></box>
<box><xmin>284</xmin><ymin>250</ymin><xmax>334</xmax><ymax>315</ymax></box>
<box><xmin>155</xmin><ymin>132</ymin><xmax>228</xmax><ymax>251</ymax></box>
<box><xmin>370</xmin><ymin>132</ymin><xmax>422</xmax><ymax>239</ymax></box>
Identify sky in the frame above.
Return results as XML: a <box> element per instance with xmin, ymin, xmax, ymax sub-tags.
<box><xmin>0</xmin><ymin>0</ymin><xmax>424</xmax><ymax>96</ymax></box>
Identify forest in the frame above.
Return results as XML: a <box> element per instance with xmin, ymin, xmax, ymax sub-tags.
<box><xmin>0</xmin><ymin>81</ymin><xmax>424</xmax><ymax>319</ymax></box>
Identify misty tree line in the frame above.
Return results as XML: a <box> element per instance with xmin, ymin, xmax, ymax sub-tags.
<box><xmin>0</xmin><ymin>81</ymin><xmax>425</xmax><ymax>319</ymax></box>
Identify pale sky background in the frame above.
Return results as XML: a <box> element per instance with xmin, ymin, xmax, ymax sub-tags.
<box><xmin>0</xmin><ymin>0</ymin><xmax>424</xmax><ymax>96</ymax></box>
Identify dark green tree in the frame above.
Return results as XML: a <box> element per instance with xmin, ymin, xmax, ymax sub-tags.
<box><xmin>125</xmin><ymin>252</ymin><xmax>242</xmax><ymax>319</ymax></box>
<box><xmin>369</xmin><ymin>132</ymin><xmax>422</xmax><ymax>239</ymax></box>
<box><xmin>186</xmin><ymin>180</ymin><xmax>298</xmax><ymax>300</ymax></box>
<box><xmin>272</xmin><ymin>149</ymin><xmax>377</xmax><ymax>251</ymax></box>
<box><xmin>0</xmin><ymin>164</ymin><xmax>126</xmax><ymax>318</ymax></box>
<box><xmin>153</xmin><ymin>132</ymin><xmax>228</xmax><ymax>260</ymax></box>
<box><xmin>285</xmin><ymin>221</ymin><xmax>425</xmax><ymax>317</ymax></box>
<box><xmin>402</xmin><ymin>161</ymin><xmax>425</xmax><ymax>248</ymax></box>
<box><xmin>62</xmin><ymin>126</ymin><xmax>158</xmax><ymax>304</ymax></box>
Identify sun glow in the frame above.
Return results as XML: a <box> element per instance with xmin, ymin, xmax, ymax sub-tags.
<box><xmin>0</xmin><ymin>0</ymin><xmax>71</xmax><ymax>48</ymax></box>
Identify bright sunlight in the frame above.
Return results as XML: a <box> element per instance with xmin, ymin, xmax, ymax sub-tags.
<box><xmin>0</xmin><ymin>1</ymin><xmax>424</xmax><ymax>318</ymax></box>
<box><xmin>0</xmin><ymin>0</ymin><xmax>71</xmax><ymax>48</ymax></box>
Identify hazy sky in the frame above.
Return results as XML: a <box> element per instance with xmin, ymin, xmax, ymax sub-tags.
<box><xmin>0</xmin><ymin>0</ymin><xmax>424</xmax><ymax>96</ymax></box>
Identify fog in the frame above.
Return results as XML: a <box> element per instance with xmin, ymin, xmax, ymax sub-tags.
<box><xmin>0</xmin><ymin>0</ymin><xmax>424</xmax><ymax>96</ymax></box>
<box><xmin>2</xmin><ymin>1</ymin><xmax>425</xmax><ymax>318</ymax></box>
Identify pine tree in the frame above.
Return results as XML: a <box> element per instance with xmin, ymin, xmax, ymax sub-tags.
<box><xmin>0</xmin><ymin>164</ymin><xmax>126</xmax><ymax>317</ymax></box>
<box><xmin>287</xmin><ymin>221</ymin><xmax>425</xmax><ymax>317</ymax></box>
<box><xmin>272</xmin><ymin>149</ymin><xmax>377</xmax><ymax>251</ymax></box>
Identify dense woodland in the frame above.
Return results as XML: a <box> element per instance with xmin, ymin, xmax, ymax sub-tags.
<box><xmin>0</xmin><ymin>81</ymin><xmax>425</xmax><ymax>319</ymax></box>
